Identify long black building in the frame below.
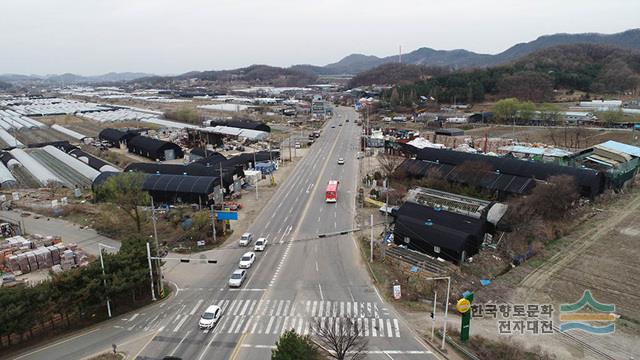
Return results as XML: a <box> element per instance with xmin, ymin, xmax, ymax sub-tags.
<box><xmin>400</xmin><ymin>147</ymin><xmax>604</xmax><ymax>198</ymax></box>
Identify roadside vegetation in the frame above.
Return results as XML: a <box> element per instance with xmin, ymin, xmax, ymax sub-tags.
<box><xmin>0</xmin><ymin>234</ymin><xmax>157</xmax><ymax>351</ymax></box>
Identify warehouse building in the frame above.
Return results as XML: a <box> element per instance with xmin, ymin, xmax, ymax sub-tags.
<box><xmin>203</xmin><ymin>119</ymin><xmax>271</xmax><ymax>132</ymax></box>
<box><xmin>126</xmin><ymin>135</ymin><xmax>184</xmax><ymax>161</ymax></box>
<box><xmin>399</xmin><ymin>147</ymin><xmax>604</xmax><ymax>198</ymax></box>
<box><xmin>98</xmin><ymin>128</ymin><xmax>140</xmax><ymax>148</ymax></box>
<box><xmin>393</xmin><ymin>201</ymin><xmax>487</xmax><ymax>264</ymax></box>
<box><xmin>93</xmin><ymin>172</ymin><xmax>220</xmax><ymax>205</ymax></box>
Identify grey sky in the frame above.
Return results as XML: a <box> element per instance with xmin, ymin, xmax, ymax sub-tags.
<box><xmin>1</xmin><ymin>0</ymin><xmax>638</xmax><ymax>75</ymax></box>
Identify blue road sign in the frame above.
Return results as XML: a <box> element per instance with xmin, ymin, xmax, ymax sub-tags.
<box><xmin>216</xmin><ymin>211</ymin><xmax>238</xmax><ymax>220</ymax></box>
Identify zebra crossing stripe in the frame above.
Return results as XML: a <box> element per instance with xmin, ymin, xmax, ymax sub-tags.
<box><xmin>371</xmin><ymin>318</ymin><xmax>377</xmax><ymax>337</ymax></box>
<box><xmin>318</xmin><ymin>301</ymin><xmax>324</xmax><ymax>317</ymax></box>
<box><xmin>272</xmin><ymin>317</ymin><xmax>283</xmax><ymax>335</ymax></box>
<box><xmin>242</xmin><ymin>316</ymin><xmax>254</xmax><ymax>333</ymax></box>
<box><xmin>251</xmin><ymin>316</ymin><xmax>260</xmax><ymax>334</ymax></box>
<box><xmin>275</xmin><ymin>301</ymin><xmax>284</xmax><ymax>316</ymax></box>
<box><xmin>239</xmin><ymin>300</ymin><xmax>251</xmax><ymax>316</ymax></box>
<box><xmin>227</xmin><ymin>316</ymin><xmax>240</xmax><ymax>333</ymax></box>
<box><xmin>340</xmin><ymin>302</ymin><xmax>345</xmax><ymax>317</ymax></box>
<box><xmin>282</xmin><ymin>300</ymin><xmax>290</xmax><ymax>316</ymax></box>
<box><xmin>311</xmin><ymin>301</ymin><xmax>318</xmax><ymax>317</ymax></box>
<box><xmin>265</xmin><ymin>316</ymin><xmax>275</xmax><ymax>334</ymax></box>
<box><xmin>363</xmin><ymin>317</ymin><xmax>369</xmax><ymax>336</ymax></box>
<box><xmin>393</xmin><ymin>319</ymin><xmax>400</xmax><ymax>337</ymax></box>
<box><xmin>386</xmin><ymin>319</ymin><xmax>393</xmax><ymax>338</ymax></box>
<box><xmin>246</xmin><ymin>300</ymin><xmax>257</xmax><ymax>316</ymax></box>
<box><xmin>289</xmin><ymin>302</ymin><xmax>297</xmax><ymax>316</ymax></box>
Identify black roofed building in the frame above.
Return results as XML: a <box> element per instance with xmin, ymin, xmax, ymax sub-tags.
<box><xmin>127</xmin><ymin>135</ymin><xmax>184</xmax><ymax>161</ymax></box>
<box><xmin>205</xmin><ymin>119</ymin><xmax>271</xmax><ymax>132</ymax></box>
<box><xmin>98</xmin><ymin>128</ymin><xmax>140</xmax><ymax>148</ymax></box>
<box><xmin>402</xmin><ymin>147</ymin><xmax>604</xmax><ymax>198</ymax></box>
<box><xmin>93</xmin><ymin>171</ymin><xmax>220</xmax><ymax>205</ymax></box>
<box><xmin>393</xmin><ymin>201</ymin><xmax>487</xmax><ymax>264</ymax></box>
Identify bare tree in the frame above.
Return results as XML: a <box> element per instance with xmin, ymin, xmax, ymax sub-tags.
<box><xmin>312</xmin><ymin>313</ymin><xmax>368</xmax><ymax>360</ymax></box>
<box><xmin>377</xmin><ymin>153</ymin><xmax>405</xmax><ymax>179</ymax></box>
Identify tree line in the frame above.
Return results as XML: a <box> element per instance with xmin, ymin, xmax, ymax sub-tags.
<box><xmin>0</xmin><ymin>235</ymin><xmax>156</xmax><ymax>349</ymax></box>
<box><xmin>0</xmin><ymin>173</ymin><xmax>158</xmax><ymax>350</ymax></box>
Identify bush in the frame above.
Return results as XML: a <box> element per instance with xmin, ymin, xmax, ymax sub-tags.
<box><xmin>272</xmin><ymin>329</ymin><xmax>319</xmax><ymax>360</ymax></box>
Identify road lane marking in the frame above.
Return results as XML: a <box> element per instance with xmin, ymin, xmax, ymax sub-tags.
<box><xmin>315</xmin><ymin>261</ymin><xmax>319</xmax><ymax>272</ymax></box>
<box><xmin>173</xmin><ymin>314</ymin><xmax>188</xmax><ymax>332</ymax></box>
<box><xmin>169</xmin><ymin>330</ymin><xmax>192</xmax><ymax>355</ymax></box>
<box><xmin>190</xmin><ymin>299</ymin><xmax>204</xmax><ymax>316</ymax></box>
<box><xmin>128</xmin><ymin>313</ymin><xmax>140</xmax><ymax>322</ymax></box>
<box><xmin>319</xmin><ymin>284</ymin><xmax>325</xmax><ymax>301</ymax></box>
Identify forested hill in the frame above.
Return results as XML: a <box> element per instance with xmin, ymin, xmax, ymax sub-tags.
<box><xmin>308</xmin><ymin>29</ymin><xmax>640</xmax><ymax>75</ymax></box>
<box><xmin>134</xmin><ymin>65</ymin><xmax>317</xmax><ymax>87</ymax></box>
<box><xmin>384</xmin><ymin>44</ymin><xmax>640</xmax><ymax>105</ymax></box>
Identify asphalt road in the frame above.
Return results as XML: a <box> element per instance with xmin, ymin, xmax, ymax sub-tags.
<box><xmin>10</xmin><ymin>106</ymin><xmax>437</xmax><ymax>360</ymax></box>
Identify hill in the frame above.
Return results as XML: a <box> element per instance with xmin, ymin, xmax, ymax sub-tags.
<box><xmin>347</xmin><ymin>63</ymin><xmax>450</xmax><ymax>88</ymax></box>
<box><xmin>385</xmin><ymin>43</ymin><xmax>640</xmax><ymax>105</ymax></box>
<box><xmin>0</xmin><ymin>72</ymin><xmax>152</xmax><ymax>85</ymax></box>
<box><xmin>135</xmin><ymin>64</ymin><xmax>317</xmax><ymax>87</ymax></box>
<box><xmin>308</xmin><ymin>29</ymin><xmax>640</xmax><ymax>75</ymax></box>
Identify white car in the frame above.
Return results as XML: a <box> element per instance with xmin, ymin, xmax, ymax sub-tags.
<box><xmin>337</xmin><ymin>158</ymin><xmax>345</xmax><ymax>165</ymax></box>
<box><xmin>254</xmin><ymin>238</ymin><xmax>267</xmax><ymax>251</ymax></box>
<box><xmin>239</xmin><ymin>232</ymin><xmax>253</xmax><ymax>246</ymax></box>
<box><xmin>228</xmin><ymin>269</ymin><xmax>246</xmax><ymax>288</ymax></box>
<box><xmin>239</xmin><ymin>252</ymin><xmax>256</xmax><ymax>269</ymax></box>
<box><xmin>198</xmin><ymin>305</ymin><xmax>222</xmax><ymax>329</ymax></box>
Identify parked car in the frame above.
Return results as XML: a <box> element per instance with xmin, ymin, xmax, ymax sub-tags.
<box><xmin>198</xmin><ymin>305</ymin><xmax>222</xmax><ymax>329</ymax></box>
<box><xmin>239</xmin><ymin>232</ymin><xmax>253</xmax><ymax>246</ymax></box>
<box><xmin>239</xmin><ymin>252</ymin><xmax>256</xmax><ymax>269</ymax></box>
<box><xmin>337</xmin><ymin>158</ymin><xmax>345</xmax><ymax>165</ymax></box>
<box><xmin>228</xmin><ymin>269</ymin><xmax>246</xmax><ymax>287</ymax></box>
<box><xmin>254</xmin><ymin>238</ymin><xmax>267</xmax><ymax>251</ymax></box>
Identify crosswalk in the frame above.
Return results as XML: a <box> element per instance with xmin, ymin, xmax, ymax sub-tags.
<box><xmin>120</xmin><ymin>299</ymin><xmax>402</xmax><ymax>338</ymax></box>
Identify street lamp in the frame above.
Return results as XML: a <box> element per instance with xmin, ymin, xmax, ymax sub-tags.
<box><xmin>424</xmin><ymin>276</ymin><xmax>451</xmax><ymax>350</ymax></box>
<box><xmin>98</xmin><ymin>242</ymin><xmax>117</xmax><ymax>318</ymax></box>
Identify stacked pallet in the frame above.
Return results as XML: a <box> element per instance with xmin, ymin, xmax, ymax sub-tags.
<box><xmin>1</xmin><ymin>234</ymin><xmax>85</xmax><ymax>275</ymax></box>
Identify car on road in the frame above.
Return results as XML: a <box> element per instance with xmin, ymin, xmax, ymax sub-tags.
<box><xmin>345</xmin><ymin>119</ymin><xmax>349</xmax><ymax>122</ymax></box>
<box><xmin>294</xmin><ymin>142</ymin><xmax>301</xmax><ymax>149</ymax></box>
<box><xmin>198</xmin><ymin>305</ymin><xmax>222</xmax><ymax>329</ymax></box>
<box><xmin>331</xmin><ymin>125</ymin><xmax>335</xmax><ymax>128</ymax></box>
<box><xmin>228</xmin><ymin>269</ymin><xmax>247</xmax><ymax>287</ymax></box>
<box><xmin>239</xmin><ymin>232</ymin><xmax>253</xmax><ymax>246</ymax></box>
<box><xmin>337</xmin><ymin>158</ymin><xmax>345</xmax><ymax>165</ymax></box>
<box><xmin>239</xmin><ymin>252</ymin><xmax>256</xmax><ymax>269</ymax></box>
<box><xmin>338</xmin><ymin>123</ymin><xmax>342</xmax><ymax>126</ymax></box>
<box><xmin>254</xmin><ymin>238</ymin><xmax>267</xmax><ymax>251</ymax></box>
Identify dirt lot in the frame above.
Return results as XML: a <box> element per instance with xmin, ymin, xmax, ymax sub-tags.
<box><xmin>465</xmin><ymin>125</ymin><xmax>639</xmax><ymax>149</ymax></box>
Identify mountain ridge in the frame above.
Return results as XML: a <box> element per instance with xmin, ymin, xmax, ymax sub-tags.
<box><xmin>315</xmin><ymin>28</ymin><xmax>640</xmax><ymax>75</ymax></box>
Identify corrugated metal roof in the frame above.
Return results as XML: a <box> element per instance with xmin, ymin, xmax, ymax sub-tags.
<box><xmin>598</xmin><ymin>141</ymin><xmax>640</xmax><ymax>158</ymax></box>
<box><xmin>499</xmin><ymin>145</ymin><xmax>572</xmax><ymax>158</ymax></box>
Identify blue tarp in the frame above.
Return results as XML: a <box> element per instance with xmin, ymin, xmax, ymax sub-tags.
<box><xmin>255</xmin><ymin>161</ymin><xmax>277</xmax><ymax>174</ymax></box>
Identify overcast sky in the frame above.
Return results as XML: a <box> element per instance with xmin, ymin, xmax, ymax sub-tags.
<box><xmin>1</xmin><ymin>0</ymin><xmax>638</xmax><ymax>76</ymax></box>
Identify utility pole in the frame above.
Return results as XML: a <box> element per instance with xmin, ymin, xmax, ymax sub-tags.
<box><xmin>253</xmin><ymin>149</ymin><xmax>259</xmax><ymax>200</ymax></box>
<box><xmin>370</xmin><ymin>214</ymin><xmax>373</xmax><ymax>262</ymax></box>
<box><xmin>146</xmin><ymin>242</ymin><xmax>156</xmax><ymax>301</ymax></box>
<box><xmin>431</xmin><ymin>290</ymin><xmax>437</xmax><ymax>341</ymax></box>
<box><xmin>210</xmin><ymin>204</ymin><xmax>216</xmax><ymax>244</ymax></box>
<box><xmin>98</xmin><ymin>243</ymin><xmax>116</xmax><ymax>318</ymax></box>
<box><xmin>150</xmin><ymin>198</ymin><xmax>163</xmax><ymax>298</ymax></box>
